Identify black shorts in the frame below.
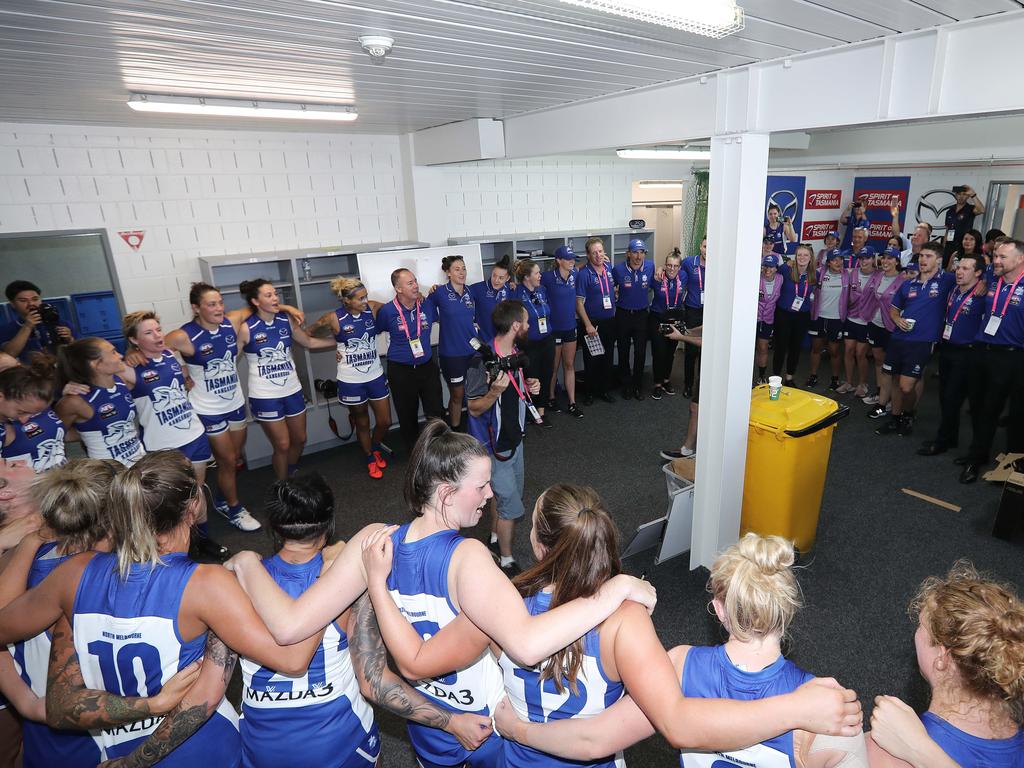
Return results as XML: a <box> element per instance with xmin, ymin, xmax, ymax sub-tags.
<box><xmin>553</xmin><ymin>327</ymin><xmax>577</xmax><ymax>345</ymax></box>
<box><xmin>881</xmin><ymin>338</ymin><xmax>932</xmax><ymax>379</ymax></box>
<box><xmin>867</xmin><ymin>323</ymin><xmax>890</xmax><ymax>350</ymax></box>
<box><xmin>756</xmin><ymin>321</ymin><xmax>774</xmax><ymax>340</ymax></box>
<box><xmin>843</xmin><ymin>320</ymin><xmax>869</xmax><ymax>343</ymax></box>
<box><xmin>439</xmin><ymin>354</ymin><xmax>476</xmax><ymax>386</ymax></box>
<box><xmin>808</xmin><ymin>316</ymin><xmax>844</xmax><ymax>341</ymax></box>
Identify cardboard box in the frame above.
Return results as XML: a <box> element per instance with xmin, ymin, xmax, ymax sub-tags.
<box><xmin>993</xmin><ymin>469</ymin><xmax>1024</xmax><ymax>541</ymax></box>
<box><xmin>671</xmin><ymin>456</ymin><xmax>696</xmax><ymax>483</ymax></box>
<box><xmin>982</xmin><ymin>453</ymin><xmax>1024</xmax><ymax>484</ymax></box>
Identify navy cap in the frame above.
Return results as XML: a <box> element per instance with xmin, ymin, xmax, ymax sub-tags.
<box><xmin>627</xmin><ymin>238</ymin><xmax>647</xmax><ymax>253</ymax></box>
<box><xmin>825</xmin><ymin>231</ymin><xmax>839</xmax><ymax>240</ymax></box>
<box><xmin>554</xmin><ymin>245</ymin><xmax>576</xmax><ymax>261</ymax></box>
<box><xmin>762</xmin><ymin>255</ymin><xmax>780</xmax><ymax>268</ymax></box>
<box><xmin>883</xmin><ymin>246</ymin><xmax>902</xmax><ymax>259</ymax></box>
<box><xmin>827</xmin><ymin>248</ymin><xmax>844</xmax><ymax>261</ymax></box>
<box><xmin>857</xmin><ymin>249</ymin><xmax>876</xmax><ymax>260</ymax></box>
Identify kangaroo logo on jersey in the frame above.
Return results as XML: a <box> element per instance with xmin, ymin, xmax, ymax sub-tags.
<box><xmin>152</xmin><ymin>379</ymin><xmax>194</xmax><ymax>429</ymax></box>
<box><xmin>31</xmin><ymin>430</ymin><xmax>67</xmax><ymax>471</ymax></box>
<box><xmin>103</xmin><ymin>420</ymin><xmax>143</xmax><ymax>462</ymax></box>
<box><xmin>342</xmin><ymin>333</ymin><xmax>378</xmax><ymax>373</ymax></box>
<box><xmin>203</xmin><ymin>352</ymin><xmax>239</xmax><ymax>399</ymax></box>
<box><xmin>256</xmin><ymin>343</ymin><xmax>294</xmax><ymax>385</ymax></box>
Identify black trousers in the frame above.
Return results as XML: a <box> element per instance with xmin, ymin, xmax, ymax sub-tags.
<box><xmin>649</xmin><ymin>309</ymin><xmax>684</xmax><ymax>383</ymax></box>
<box><xmin>934</xmin><ymin>343</ymin><xmax>973</xmax><ymax>449</ymax></box>
<box><xmin>966</xmin><ymin>344</ymin><xmax>1024</xmax><ymax>464</ymax></box>
<box><xmin>386</xmin><ymin>358</ymin><xmax>445</xmax><ymax>450</ymax></box>
<box><xmin>683</xmin><ymin>306</ymin><xmax>704</xmax><ymax>389</ymax></box>
<box><xmin>772</xmin><ymin>308</ymin><xmax>811</xmax><ymax>377</ymax></box>
<box><xmin>525</xmin><ymin>335</ymin><xmax>556</xmax><ymax>409</ymax></box>
<box><xmin>615</xmin><ymin>307</ymin><xmax>649</xmax><ymax>389</ymax></box>
<box><xmin>579</xmin><ymin>316</ymin><xmax>616</xmax><ymax>396</ymax></box>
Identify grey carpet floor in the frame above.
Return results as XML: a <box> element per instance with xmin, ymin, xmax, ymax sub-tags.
<box><xmin>212</xmin><ymin>352</ymin><xmax>1022</xmax><ymax>766</ymax></box>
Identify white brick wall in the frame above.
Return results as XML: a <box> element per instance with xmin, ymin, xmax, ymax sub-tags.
<box><xmin>0</xmin><ymin>123</ymin><xmax>409</xmax><ymax>326</ymax></box>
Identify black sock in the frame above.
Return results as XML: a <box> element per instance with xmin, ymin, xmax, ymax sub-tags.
<box><xmin>758</xmin><ymin>366</ymin><xmax>766</xmax><ymax>377</ymax></box>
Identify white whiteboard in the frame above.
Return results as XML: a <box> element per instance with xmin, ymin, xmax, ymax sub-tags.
<box><xmin>356</xmin><ymin>243</ymin><xmax>484</xmax><ymax>350</ymax></box>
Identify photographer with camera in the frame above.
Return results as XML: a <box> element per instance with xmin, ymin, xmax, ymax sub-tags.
<box><xmin>0</xmin><ymin>281</ymin><xmax>73</xmax><ymax>362</ymax></box>
<box><xmin>465</xmin><ymin>300</ymin><xmax>540</xmax><ymax>577</ymax></box>
<box><xmin>839</xmin><ymin>198</ymin><xmax>871</xmax><ymax>250</ymax></box>
<box><xmin>944</xmin><ymin>184</ymin><xmax>985</xmax><ymax>259</ymax></box>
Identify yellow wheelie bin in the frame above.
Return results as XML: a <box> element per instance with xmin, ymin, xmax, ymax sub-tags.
<box><xmin>742</xmin><ymin>385</ymin><xmax>849</xmax><ymax>552</ymax></box>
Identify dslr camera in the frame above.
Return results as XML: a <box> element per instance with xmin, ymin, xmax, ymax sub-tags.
<box><xmin>952</xmin><ymin>185</ymin><xmax>968</xmax><ymax>195</ymax></box>
<box><xmin>313</xmin><ymin>378</ymin><xmax>338</xmax><ymax>399</ymax></box>
<box><xmin>659</xmin><ymin>320</ymin><xmax>687</xmax><ymax>336</ymax></box>
<box><xmin>469</xmin><ymin>337</ymin><xmax>529</xmax><ymax>382</ymax></box>
<box><xmin>38</xmin><ymin>302</ymin><xmax>66</xmax><ymax>346</ymax></box>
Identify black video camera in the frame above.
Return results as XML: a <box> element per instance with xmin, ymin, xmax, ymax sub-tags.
<box><xmin>659</xmin><ymin>320</ymin><xmax>687</xmax><ymax>337</ymax></box>
<box><xmin>314</xmin><ymin>378</ymin><xmax>338</xmax><ymax>399</ymax></box>
<box><xmin>469</xmin><ymin>337</ymin><xmax>529</xmax><ymax>382</ymax></box>
<box><xmin>38</xmin><ymin>302</ymin><xmax>66</xmax><ymax>346</ymax></box>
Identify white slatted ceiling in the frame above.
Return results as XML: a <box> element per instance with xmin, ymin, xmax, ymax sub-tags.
<box><xmin>0</xmin><ymin>0</ymin><xmax>1018</xmax><ymax>133</ymax></box>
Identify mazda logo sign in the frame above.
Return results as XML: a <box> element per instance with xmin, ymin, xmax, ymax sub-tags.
<box><xmin>766</xmin><ymin>190</ymin><xmax>799</xmax><ymax>222</ymax></box>
<box><xmin>916</xmin><ymin>189</ymin><xmax>956</xmax><ymax>237</ymax></box>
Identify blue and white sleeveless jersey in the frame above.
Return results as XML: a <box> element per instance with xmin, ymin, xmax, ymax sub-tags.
<box><xmin>240</xmin><ymin>552</ymin><xmax>378</xmax><ymax>768</ymax></box>
<box><xmin>72</xmin><ymin>551</ymin><xmax>240</xmax><ymax>766</ymax></box>
<box><xmin>243</xmin><ymin>313</ymin><xmax>301</xmax><ymax>398</ymax></box>
<box><xmin>385</xmin><ymin>524</ymin><xmax>504</xmax><ymax>766</ymax></box>
<box><xmin>679</xmin><ymin>645</ymin><xmax>814</xmax><ymax>768</ymax></box>
<box><xmin>76</xmin><ymin>377</ymin><xmax>146</xmax><ymax>466</ymax></box>
<box><xmin>2</xmin><ymin>408</ymin><xmax>66</xmax><ymax>471</ymax></box>
<box><xmin>921</xmin><ymin>712</ymin><xmax>1024</xmax><ymax>767</ymax></box>
<box><xmin>130</xmin><ymin>350</ymin><xmax>205</xmax><ymax>451</ymax></box>
<box><xmin>9</xmin><ymin>542</ymin><xmax>101</xmax><ymax>768</ymax></box>
<box><xmin>180</xmin><ymin>320</ymin><xmax>245</xmax><ymax>415</ymax></box>
<box><xmin>334</xmin><ymin>310</ymin><xmax>384</xmax><ymax>385</ymax></box>
<box><xmin>499</xmin><ymin>591</ymin><xmax>624</xmax><ymax>767</ymax></box>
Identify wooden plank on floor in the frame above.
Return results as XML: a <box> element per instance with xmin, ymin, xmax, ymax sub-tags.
<box><xmin>901</xmin><ymin>487</ymin><xmax>961</xmax><ymax>513</ymax></box>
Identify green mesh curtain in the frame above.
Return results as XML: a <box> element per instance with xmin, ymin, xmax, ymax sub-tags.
<box><xmin>688</xmin><ymin>169</ymin><xmax>709</xmax><ymax>254</ymax></box>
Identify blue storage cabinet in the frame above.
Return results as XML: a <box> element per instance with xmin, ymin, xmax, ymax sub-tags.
<box><xmin>72</xmin><ymin>291</ymin><xmax>121</xmax><ymax>335</ymax></box>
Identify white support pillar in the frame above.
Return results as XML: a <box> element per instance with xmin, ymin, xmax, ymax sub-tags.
<box><xmin>689</xmin><ymin>133</ymin><xmax>769</xmax><ymax>570</ymax></box>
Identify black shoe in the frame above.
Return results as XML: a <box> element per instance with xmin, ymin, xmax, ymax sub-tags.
<box><xmin>582</xmin><ymin>394</ymin><xmax>594</xmax><ymax>406</ymax></box>
<box><xmin>805</xmin><ymin>374</ymin><xmax>819</xmax><ymax>388</ymax></box>
<box><xmin>547</xmin><ymin>402</ymin><xmax>563</xmax><ymax>414</ymax></box>
<box><xmin>567</xmin><ymin>403</ymin><xmax>584</xmax><ymax>419</ymax></box>
<box><xmin>662</xmin><ymin>382</ymin><xmax>676</xmax><ymax>395</ymax></box>
<box><xmin>867</xmin><ymin>405</ymin><xmax>888</xmax><ymax>420</ymax></box>
<box><xmin>599</xmin><ymin>392</ymin><xmax>616</xmax><ymax>404</ymax></box>
<box><xmin>622</xmin><ymin>387</ymin><xmax>633</xmax><ymax>400</ymax></box>
<box><xmin>634</xmin><ymin>387</ymin><xmax>645</xmax><ymax>401</ymax></box>
<box><xmin>500</xmin><ymin>560</ymin><xmax>522</xmax><ymax>578</ymax></box>
<box><xmin>959</xmin><ymin>464</ymin><xmax>980</xmax><ymax>484</ymax></box>
<box><xmin>828</xmin><ymin>377</ymin><xmax>840</xmax><ymax>391</ymax></box>
<box><xmin>876</xmin><ymin>416</ymin><xmax>901</xmax><ymax>436</ymax></box>
<box><xmin>896</xmin><ymin>415</ymin><xmax>914</xmax><ymax>437</ymax></box>
<box><xmin>651</xmin><ymin>386</ymin><xmax>664</xmax><ymax>401</ymax></box>
<box><xmin>917</xmin><ymin>442</ymin><xmax>948</xmax><ymax>457</ymax></box>
<box><xmin>953</xmin><ymin>455</ymin><xmax>971</xmax><ymax>466</ymax></box>
<box><xmin>189</xmin><ymin>534</ymin><xmax>230</xmax><ymax>563</ymax></box>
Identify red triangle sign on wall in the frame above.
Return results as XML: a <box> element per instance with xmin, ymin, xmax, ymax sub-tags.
<box><xmin>118</xmin><ymin>230</ymin><xmax>145</xmax><ymax>251</ymax></box>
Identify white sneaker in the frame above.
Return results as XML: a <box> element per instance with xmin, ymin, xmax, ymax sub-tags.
<box><xmin>679</xmin><ymin>446</ymin><xmax>696</xmax><ymax>457</ymax></box>
<box><xmin>220</xmin><ymin>505</ymin><xmax>261</xmax><ymax>532</ymax></box>
<box><xmin>853</xmin><ymin>384</ymin><xmax>868</xmax><ymax>399</ymax></box>
<box><xmin>862</xmin><ymin>394</ymin><xmax>880</xmax><ymax>405</ymax></box>
<box><xmin>835</xmin><ymin>382</ymin><xmax>854</xmax><ymax>394</ymax></box>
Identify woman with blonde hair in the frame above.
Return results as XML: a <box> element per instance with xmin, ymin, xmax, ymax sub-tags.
<box><xmin>773</xmin><ymin>244</ymin><xmax>818</xmax><ymax>385</ymax></box>
<box><xmin>491</xmin><ymin>531</ymin><xmax>867</xmax><ymax>768</ymax></box>
<box><xmin>869</xmin><ymin>562</ymin><xmax>1024</xmax><ymax>767</ymax></box>
<box><xmin>304</xmin><ymin>276</ymin><xmax>392</xmax><ymax>479</ymax></box>
<box><xmin>363</xmin><ymin>488</ymin><xmax>863</xmax><ymax>767</ymax></box>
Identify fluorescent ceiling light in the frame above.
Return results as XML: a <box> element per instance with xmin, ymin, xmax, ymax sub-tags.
<box><xmin>127</xmin><ymin>93</ymin><xmax>358</xmax><ymax>121</ymax></box>
<box><xmin>638</xmin><ymin>181</ymin><xmax>683</xmax><ymax>189</ymax></box>
<box><xmin>618</xmin><ymin>148</ymin><xmax>710</xmax><ymax>160</ymax></box>
<box><xmin>556</xmin><ymin>0</ymin><xmax>744</xmax><ymax>38</ymax></box>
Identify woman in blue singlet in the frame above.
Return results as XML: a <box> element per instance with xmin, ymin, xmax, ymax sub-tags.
<box><xmin>55</xmin><ymin>337</ymin><xmax>146</xmax><ymax>467</ymax></box>
<box><xmin>426</xmin><ymin>255</ymin><xmax>479</xmax><ymax>432</ymax></box>
<box><xmin>0</xmin><ymin>450</ymin><xmax>332</xmax><ymax>767</ymax></box>
<box><xmin>490</xmin><ymin>532</ymin><xmax>867</xmax><ymax>768</ymax></box>
<box><xmin>305</xmin><ymin>276</ymin><xmax>393</xmax><ymax>480</ymax></box>
<box><xmin>868</xmin><ymin>562</ymin><xmax>1024</xmax><ymax>768</ymax></box>
<box><xmin>1</xmin><ymin>357</ymin><xmax>66</xmax><ymax>471</ymax></box>
<box><xmin>238</xmin><ymin>279</ymin><xmax>334</xmax><ymax>481</ymax></box>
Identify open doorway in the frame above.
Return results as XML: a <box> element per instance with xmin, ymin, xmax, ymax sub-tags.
<box><xmin>632</xmin><ymin>180</ymin><xmax>685</xmax><ymax>264</ymax></box>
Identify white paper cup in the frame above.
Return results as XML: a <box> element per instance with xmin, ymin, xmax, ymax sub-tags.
<box><xmin>904</xmin><ymin>317</ymin><xmax>917</xmax><ymax>331</ymax></box>
<box><xmin>767</xmin><ymin>375</ymin><xmax>782</xmax><ymax>400</ymax></box>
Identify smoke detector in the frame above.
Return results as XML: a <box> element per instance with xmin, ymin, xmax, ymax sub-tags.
<box><xmin>359</xmin><ymin>35</ymin><xmax>394</xmax><ymax>65</ymax></box>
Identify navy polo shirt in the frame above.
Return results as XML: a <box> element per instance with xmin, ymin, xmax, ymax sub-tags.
<box><xmin>376</xmin><ymin>298</ymin><xmax>437</xmax><ymax>365</ymax></box>
<box><xmin>944</xmin><ymin>204</ymin><xmax>976</xmax><ymax>246</ymax></box>
<box><xmin>513</xmin><ymin>284</ymin><xmax>552</xmax><ymax>342</ymax></box>
<box><xmin>651</xmin><ymin>275</ymin><xmax>686</xmax><ymax>314</ymax></box>
<box><xmin>0</xmin><ymin>319</ymin><xmax>54</xmax><ymax>362</ymax></box>
<box><xmin>943</xmin><ymin>286</ymin><xmax>984</xmax><ymax>346</ymax></box>
<box><xmin>975</xmin><ymin>272</ymin><xmax>1024</xmax><ymax>347</ymax></box>
<box><xmin>680</xmin><ymin>256</ymin><xmax>706</xmax><ymax>309</ymax></box>
<box><xmin>425</xmin><ymin>282</ymin><xmax>477</xmax><ymax>357</ymax></box>
<box><xmin>890</xmin><ymin>271</ymin><xmax>955</xmax><ymax>342</ymax></box>
<box><xmin>612</xmin><ymin>260</ymin><xmax>654</xmax><ymax>310</ymax></box>
<box><xmin>840</xmin><ymin>214</ymin><xmax>871</xmax><ymax>249</ymax></box>
<box><xmin>468</xmin><ymin>279</ymin><xmax>512</xmax><ymax>341</ymax></box>
<box><xmin>576</xmin><ymin>264</ymin><xmax>615</xmax><ymax>321</ymax></box>
<box><xmin>540</xmin><ymin>268</ymin><xmax>579</xmax><ymax>332</ymax></box>
<box><xmin>777</xmin><ymin>268</ymin><xmax>813</xmax><ymax>314</ymax></box>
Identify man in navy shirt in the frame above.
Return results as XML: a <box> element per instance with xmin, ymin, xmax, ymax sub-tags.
<box><xmin>575</xmin><ymin>237</ymin><xmax>617</xmax><ymax>405</ymax></box>
<box><xmin>612</xmin><ymin>239</ymin><xmax>654</xmax><ymax>400</ymax></box>
<box><xmin>918</xmin><ymin>255</ymin><xmax>984</xmax><ymax>458</ymax></box>
<box><xmin>375</xmin><ymin>268</ymin><xmax>444</xmax><ymax>450</ymax></box>
<box><xmin>877</xmin><ymin>242</ymin><xmax>954</xmax><ymax>437</ymax></box>
<box><xmin>960</xmin><ymin>237</ymin><xmax>1024</xmax><ymax>483</ymax></box>
<box><xmin>943</xmin><ymin>184</ymin><xmax>985</xmax><ymax>258</ymax></box>
<box><xmin>679</xmin><ymin>238</ymin><xmax>707</xmax><ymax>398</ymax></box>
<box><xmin>0</xmin><ymin>280</ymin><xmax>73</xmax><ymax>362</ymax></box>
<box><xmin>839</xmin><ymin>199</ymin><xmax>871</xmax><ymax>250</ymax></box>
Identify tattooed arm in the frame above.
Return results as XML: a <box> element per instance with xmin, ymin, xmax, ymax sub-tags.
<box><xmin>348</xmin><ymin>594</ymin><xmax>493</xmax><ymax>751</ymax></box>
<box><xmin>101</xmin><ymin>632</ymin><xmax>238</xmax><ymax>768</ymax></box>
<box><xmin>46</xmin><ymin>615</ymin><xmax>200</xmax><ymax>729</ymax></box>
